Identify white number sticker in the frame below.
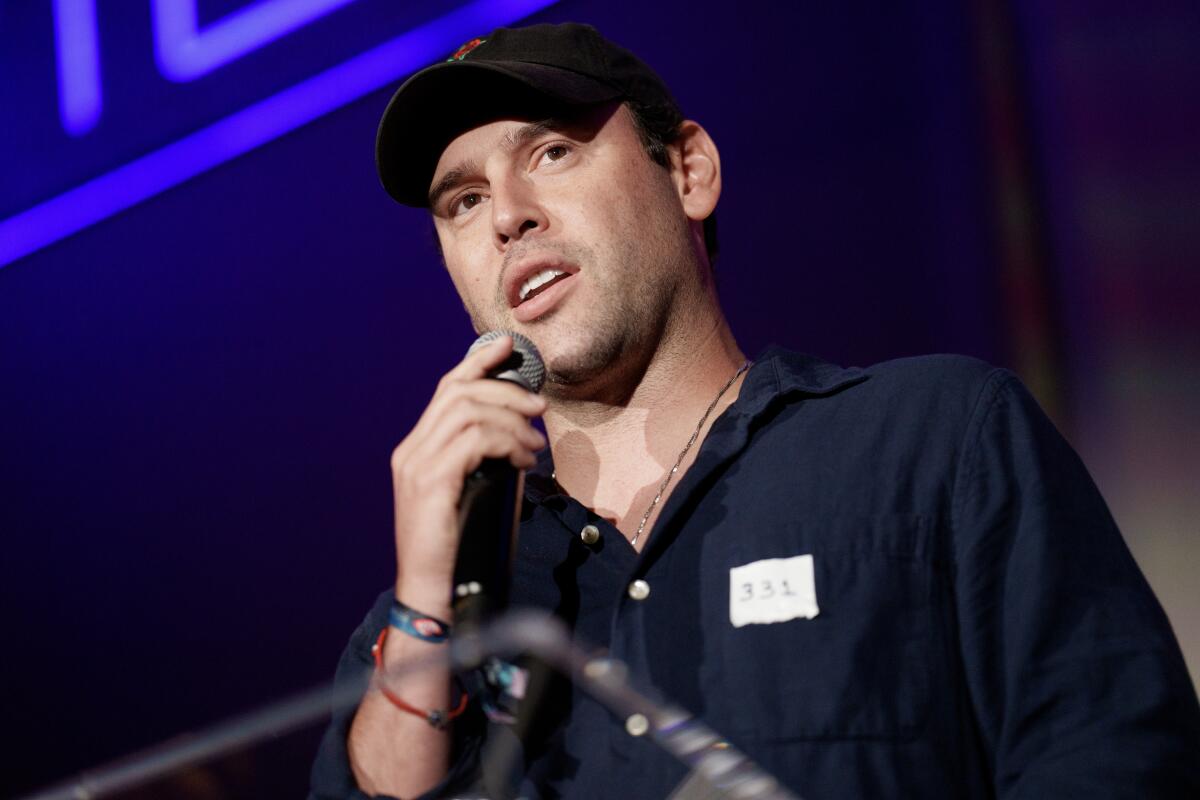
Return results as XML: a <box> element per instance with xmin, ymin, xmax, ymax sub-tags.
<box><xmin>728</xmin><ymin>554</ymin><xmax>819</xmax><ymax>627</ymax></box>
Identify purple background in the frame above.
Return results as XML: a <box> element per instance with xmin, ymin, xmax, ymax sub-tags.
<box><xmin>2</xmin><ymin>0</ymin><xmax>1197</xmax><ymax>796</ymax></box>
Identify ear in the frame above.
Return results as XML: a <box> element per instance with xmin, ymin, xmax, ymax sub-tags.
<box><xmin>670</xmin><ymin>120</ymin><xmax>721</xmax><ymax>222</ymax></box>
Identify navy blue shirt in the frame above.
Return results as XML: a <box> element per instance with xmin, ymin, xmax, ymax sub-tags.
<box><xmin>311</xmin><ymin>350</ymin><xmax>1200</xmax><ymax>799</ymax></box>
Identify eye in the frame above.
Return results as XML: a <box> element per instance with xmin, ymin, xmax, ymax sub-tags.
<box><xmin>450</xmin><ymin>191</ymin><xmax>485</xmax><ymax>217</ymax></box>
<box><xmin>537</xmin><ymin>143</ymin><xmax>572</xmax><ymax>166</ymax></box>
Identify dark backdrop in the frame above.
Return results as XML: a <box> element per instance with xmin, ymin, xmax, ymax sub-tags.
<box><xmin>2</xmin><ymin>1</ymin><xmax>1196</xmax><ymax>796</ymax></box>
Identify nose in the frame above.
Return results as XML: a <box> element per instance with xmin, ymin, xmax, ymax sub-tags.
<box><xmin>491</xmin><ymin>176</ymin><xmax>547</xmax><ymax>251</ymax></box>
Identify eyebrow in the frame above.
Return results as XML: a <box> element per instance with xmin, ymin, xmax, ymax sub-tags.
<box><xmin>427</xmin><ymin>118</ymin><xmax>566</xmax><ymax>209</ymax></box>
<box><xmin>428</xmin><ymin>163</ymin><xmax>477</xmax><ymax>210</ymax></box>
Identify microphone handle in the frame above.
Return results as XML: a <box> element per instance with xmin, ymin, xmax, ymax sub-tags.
<box><xmin>453</xmin><ymin>457</ymin><xmax>524</xmax><ymax>629</ymax></box>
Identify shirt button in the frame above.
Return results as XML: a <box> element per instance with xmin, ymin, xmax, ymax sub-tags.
<box><xmin>625</xmin><ymin>713</ymin><xmax>650</xmax><ymax>737</ymax></box>
<box><xmin>580</xmin><ymin>524</ymin><xmax>600</xmax><ymax>545</ymax></box>
<box><xmin>627</xmin><ymin>579</ymin><xmax>650</xmax><ymax>601</ymax></box>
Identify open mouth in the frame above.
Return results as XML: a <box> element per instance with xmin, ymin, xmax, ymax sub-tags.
<box><xmin>518</xmin><ymin>268</ymin><xmax>571</xmax><ymax>304</ymax></box>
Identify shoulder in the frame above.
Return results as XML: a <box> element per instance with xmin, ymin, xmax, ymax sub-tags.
<box><xmin>748</xmin><ymin>350</ymin><xmax>1032</xmax><ymax>488</ymax></box>
<box><xmin>860</xmin><ymin>353</ymin><xmax>1008</xmax><ymax>396</ymax></box>
<box><xmin>764</xmin><ymin>348</ymin><xmax>1014</xmax><ymax>426</ymax></box>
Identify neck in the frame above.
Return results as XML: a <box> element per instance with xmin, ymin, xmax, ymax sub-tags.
<box><xmin>542</xmin><ymin>310</ymin><xmax>745</xmax><ymax>538</ymax></box>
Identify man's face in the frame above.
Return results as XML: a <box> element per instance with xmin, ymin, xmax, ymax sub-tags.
<box><xmin>428</xmin><ymin>103</ymin><xmax>697</xmax><ymax>392</ymax></box>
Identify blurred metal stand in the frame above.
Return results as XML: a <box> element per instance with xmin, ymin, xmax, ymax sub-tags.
<box><xmin>18</xmin><ymin>610</ymin><xmax>802</xmax><ymax>800</ymax></box>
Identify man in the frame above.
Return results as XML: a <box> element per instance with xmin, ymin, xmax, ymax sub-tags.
<box><xmin>311</xmin><ymin>23</ymin><xmax>1200</xmax><ymax>799</ymax></box>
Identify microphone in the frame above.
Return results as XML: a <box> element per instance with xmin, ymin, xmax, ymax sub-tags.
<box><xmin>456</xmin><ymin>332</ymin><xmax>553</xmax><ymax>799</ymax></box>
<box><xmin>452</xmin><ymin>331</ymin><xmax>545</xmax><ymax>629</ymax></box>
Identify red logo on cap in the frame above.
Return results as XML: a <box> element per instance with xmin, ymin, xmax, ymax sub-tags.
<box><xmin>448</xmin><ymin>37</ymin><xmax>486</xmax><ymax>62</ymax></box>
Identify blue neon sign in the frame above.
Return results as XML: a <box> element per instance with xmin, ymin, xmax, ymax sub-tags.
<box><xmin>152</xmin><ymin>0</ymin><xmax>360</xmax><ymax>83</ymax></box>
<box><xmin>53</xmin><ymin>0</ymin><xmax>103</xmax><ymax>136</ymax></box>
<box><xmin>1</xmin><ymin>0</ymin><xmax>560</xmax><ymax>269</ymax></box>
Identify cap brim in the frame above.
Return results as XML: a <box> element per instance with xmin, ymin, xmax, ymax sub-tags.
<box><xmin>376</xmin><ymin>61</ymin><xmax>622</xmax><ymax>207</ymax></box>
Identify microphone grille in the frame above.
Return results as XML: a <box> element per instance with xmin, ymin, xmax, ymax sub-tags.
<box><xmin>468</xmin><ymin>331</ymin><xmax>546</xmax><ymax>393</ymax></box>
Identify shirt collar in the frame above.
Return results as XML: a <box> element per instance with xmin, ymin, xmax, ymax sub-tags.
<box><xmin>524</xmin><ymin>347</ymin><xmax>868</xmax><ymax>503</ymax></box>
<box><xmin>720</xmin><ymin>345</ymin><xmax>864</xmax><ymax>419</ymax></box>
<box><xmin>755</xmin><ymin>345</ymin><xmax>869</xmax><ymax>397</ymax></box>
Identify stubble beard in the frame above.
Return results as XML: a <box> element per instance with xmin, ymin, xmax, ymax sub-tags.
<box><xmin>464</xmin><ymin>231</ymin><xmax>683</xmax><ymax>400</ymax></box>
<box><xmin>536</xmin><ymin>220</ymin><xmax>690</xmax><ymax>402</ymax></box>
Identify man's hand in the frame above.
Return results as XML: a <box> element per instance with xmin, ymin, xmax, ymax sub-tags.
<box><xmin>349</xmin><ymin>335</ymin><xmax>546</xmax><ymax>797</ymax></box>
<box><xmin>388</xmin><ymin>334</ymin><xmax>547</xmax><ymax>598</ymax></box>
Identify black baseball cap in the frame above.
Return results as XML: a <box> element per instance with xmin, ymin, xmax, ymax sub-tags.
<box><xmin>375</xmin><ymin>23</ymin><xmax>683</xmax><ymax>207</ymax></box>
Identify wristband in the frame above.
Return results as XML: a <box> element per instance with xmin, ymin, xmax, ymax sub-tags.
<box><xmin>388</xmin><ymin>598</ymin><xmax>451</xmax><ymax>643</ymax></box>
<box><xmin>371</xmin><ymin>627</ymin><xmax>468</xmax><ymax>728</ymax></box>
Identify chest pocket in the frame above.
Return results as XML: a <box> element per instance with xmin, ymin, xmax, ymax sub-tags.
<box><xmin>710</xmin><ymin>513</ymin><xmax>942</xmax><ymax>742</ymax></box>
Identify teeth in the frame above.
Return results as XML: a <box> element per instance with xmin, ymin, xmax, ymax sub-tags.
<box><xmin>518</xmin><ymin>268</ymin><xmax>566</xmax><ymax>302</ymax></box>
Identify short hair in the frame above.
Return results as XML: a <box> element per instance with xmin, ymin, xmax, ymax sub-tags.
<box><xmin>624</xmin><ymin>100</ymin><xmax>719</xmax><ymax>266</ymax></box>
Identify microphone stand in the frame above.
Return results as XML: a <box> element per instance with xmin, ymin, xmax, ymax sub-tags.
<box><xmin>17</xmin><ymin>611</ymin><xmax>802</xmax><ymax>800</ymax></box>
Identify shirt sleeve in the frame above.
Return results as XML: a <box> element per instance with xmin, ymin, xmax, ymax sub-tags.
<box><xmin>308</xmin><ymin>589</ymin><xmax>486</xmax><ymax>800</ymax></box>
<box><xmin>950</xmin><ymin>370</ymin><xmax>1200</xmax><ymax>798</ymax></box>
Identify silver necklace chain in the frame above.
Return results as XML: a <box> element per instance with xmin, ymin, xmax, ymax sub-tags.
<box><xmin>631</xmin><ymin>359</ymin><xmax>751</xmax><ymax>547</ymax></box>
<box><xmin>550</xmin><ymin>360</ymin><xmax>752</xmax><ymax>548</ymax></box>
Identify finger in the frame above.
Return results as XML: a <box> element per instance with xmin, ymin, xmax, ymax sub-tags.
<box><xmin>441</xmin><ymin>378</ymin><xmax>546</xmax><ymax>415</ymax></box>
<box><xmin>411</xmin><ymin>401</ymin><xmax>546</xmax><ymax>463</ymax></box>
<box><xmin>410</xmin><ymin>380</ymin><xmax>545</xmax><ymax>451</ymax></box>
<box><xmin>393</xmin><ymin>412</ymin><xmax>542</xmax><ymax>495</ymax></box>
<box><xmin>405</xmin><ymin>423</ymin><xmax>539</xmax><ymax>494</ymax></box>
<box><xmin>441</xmin><ymin>424</ymin><xmax>541</xmax><ymax>473</ymax></box>
<box><xmin>444</xmin><ymin>334</ymin><xmax>514</xmax><ymax>383</ymax></box>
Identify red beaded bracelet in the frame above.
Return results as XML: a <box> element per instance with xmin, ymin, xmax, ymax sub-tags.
<box><xmin>371</xmin><ymin>627</ymin><xmax>468</xmax><ymax>729</ymax></box>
